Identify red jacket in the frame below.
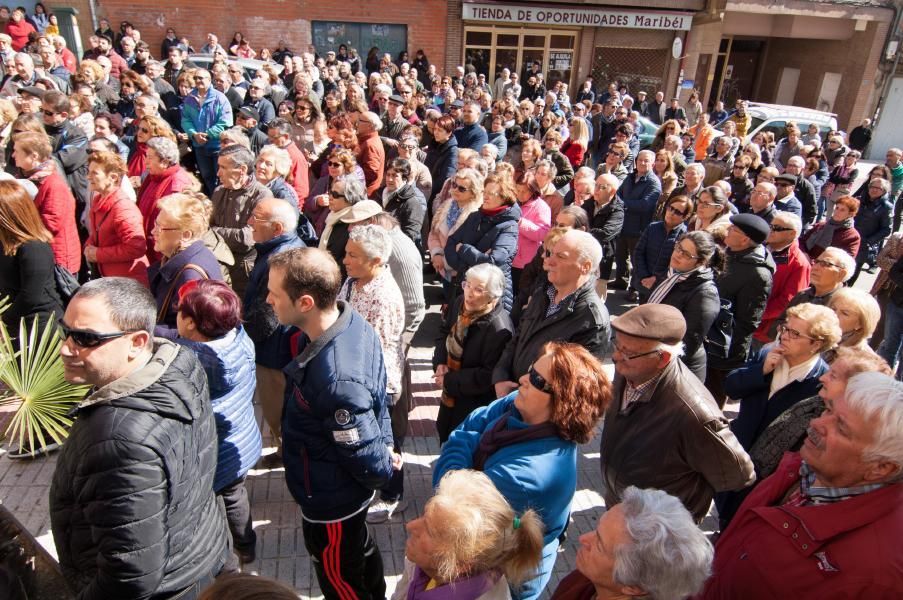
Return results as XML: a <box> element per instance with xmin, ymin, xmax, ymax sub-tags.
<box><xmin>799</xmin><ymin>223</ymin><xmax>861</xmax><ymax>260</ymax></box>
<box><xmin>754</xmin><ymin>239</ymin><xmax>810</xmax><ymax>343</ymax></box>
<box><xmin>59</xmin><ymin>48</ymin><xmax>77</xmax><ymax>74</ymax></box>
<box><xmin>137</xmin><ymin>165</ymin><xmax>194</xmax><ymax>263</ymax></box>
<box><xmin>88</xmin><ymin>188</ymin><xmax>149</xmax><ymax>286</ymax></box>
<box><xmin>35</xmin><ymin>171</ymin><xmax>81</xmax><ymax>274</ymax></box>
<box><xmin>357</xmin><ymin>129</ymin><xmax>385</xmax><ymax>197</ymax></box>
<box><xmin>5</xmin><ymin>19</ymin><xmax>35</xmax><ymax>51</ymax></box>
<box><xmin>560</xmin><ymin>138</ymin><xmax>586</xmax><ymax>170</ymax></box>
<box><xmin>285</xmin><ymin>142</ymin><xmax>310</xmax><ymax>203</ymax></box>
<box><xmin>699</xmin><ymin>453</ymin><xmax>903</xmax><ymax>599</ymax></box>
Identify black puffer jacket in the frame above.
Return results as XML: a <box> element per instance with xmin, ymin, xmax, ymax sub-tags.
<box><xmin>710</xmin><ymin>245</ymin><xmax>775</xmax><ymax>369</ymax></box>
<box><xmin>50</xmin><ymin>341</ymin><xmax>228</xmax><ymax>600</ymax></box>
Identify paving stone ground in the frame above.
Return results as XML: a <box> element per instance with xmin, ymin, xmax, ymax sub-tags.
<box><xmin>0</xmin><ymin>266</ymin><xmax>877</xmax><ymax>598</ymax></box>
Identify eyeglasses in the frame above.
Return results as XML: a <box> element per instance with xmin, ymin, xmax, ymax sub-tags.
<box><xmin>452</xmin><ymin>182</ymin><xmax>470</xmax><ymax>193</ymax></box>
<box><xmin>612</xmin><ymin>342</ymin><xmax>662</xmax><ymax>361</ymax></box>
<box><xmin>770</xmin><ymin>224</ymin><xmax>794</xmax><ymax>232</ymax></box>
<box><xmin>667</xmin><ymin>205</ymin><xmax>688</xmax><ymax>218</ymax></box>
<box><xmin>296</xmin><ymin>106</ymin><xmax>310</xmax><ymax>111</ymax></box>
<box><xmin>778</xmin><ymin>323</ymin><xmax>816</xmax><ymax>342</ymax></box>
<box><xmin>193</xmin><ymin>76</ymin><xmax>209</xmax><ymax>82</ymax></box>
<box><xmin>41</xmin><ymin>109</ymin><xmax>56</xmax><ymax>116</ymax></box>
<box><xmin>401</xmin><ymin>144</ymin><xmax>418</xmax><ymax>151</ymax></box>
<box><xmin>673</xmin><ymin>244</ymin><xmax>699</xmax><ymax>260</ymax></box>
<box><xmin>329</xmin><ymin>189</ymin><xmax>346</xmax><ymax>199</ymax></box>
<box><xmin>138</xmin><ymin>127</ymin><xmax>150</xmax><ymax>133</ymax></box>
<box><xmin>527</xmin><ymin>364</ymin><xmax>553</xmax><ymax>393</ymax></box>
<box><xmin>461</xmin><ymin>280</ymin><xmax>487</xmax><ymax>295</ymax></box>
<box><xmin>698</xmin><ymin>201</ymin><xmax>722</xmax><ymax>209</ymax></box>
<box><xmin>58</xmin><ymin>319</ymin><xmax>138</xmax><ymax>348</ymax></box>
<box><xmin>812</xmin><ymin>258</ymin><xmax>841</xmax><ymax>269</ymax></box>
<box><xmin>869</xmin><ymin>185</ymin><xmax>885</xmax><ymax>190</ymax></box>
<box><xmin>327</xmin><ymin>161</ymin><xmax>342</xmax><ymax>168</ymax></box>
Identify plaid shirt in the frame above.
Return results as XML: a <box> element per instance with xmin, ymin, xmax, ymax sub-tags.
<box><xmin>784</xmin><ymin>461</ymin><xmax>887</xmax><ymax>507</ymax></box>
<box><xmin>545</xmin><ymin>284</ymin><xmax>576</xmax><ymax>318</ymax></box>
<box><xmin>620</xmin><ymin>371</ymin><xmax>665</xmax><ymax>412</ymax></box>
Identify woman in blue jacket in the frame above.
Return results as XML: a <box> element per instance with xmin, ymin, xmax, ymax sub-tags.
<box><xmin>175</xmin><ymin>279</ymin><xmax>262</xmax><ymax>564</ymax></box>
<box><xmin>433</xmin><ymin>341</ymin><xmax>611</xmax><ymax>600</ymax></box>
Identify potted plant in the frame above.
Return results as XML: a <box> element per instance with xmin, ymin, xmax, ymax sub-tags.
<box><xmin>0</xmin><ymin>311</ymin><xmax>90</xmax><ymax>458</ymax></box>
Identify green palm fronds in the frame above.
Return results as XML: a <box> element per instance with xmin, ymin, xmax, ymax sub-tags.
<box><xmin>0</xmin><ymin>314</ymin><xmax>90</xmax><ymax>454</ymax></box>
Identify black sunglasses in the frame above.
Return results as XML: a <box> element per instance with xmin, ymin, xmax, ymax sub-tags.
<box><xmin>58</xmin><ymin>319</ymin><xmax>138</xmax><ymax>348</ymax></box>
<box><xmin>528</xmin><ymin>364</ymin><xmax>553</xmax><ymax>393</ymax></box>
<box><xmin>329</xmin><ymin>189</ymin><xmax>346</xmax><ymax>199</ymax></box>
<box><xmin>770</xmin><ymin>224</ymin><xmax>794</xmax><ymax>232</ymax></box>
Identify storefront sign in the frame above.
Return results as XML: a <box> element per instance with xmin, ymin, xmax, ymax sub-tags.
<box><xmin>462</xmin><ymin>2</ymin><xmax>692</xmax><ymax>31</ymax></box>
<box><xmin>549</xmin><ymin>51</ymin><xmax>572</xmax><ymax>71</ymax></box>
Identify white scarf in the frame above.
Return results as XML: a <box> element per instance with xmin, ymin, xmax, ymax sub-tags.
<box><xmin>769</xmin><ymin>354</ymin><xmax>821</xmax><ymax>399</ymax></box>
<box><xmin>318</xmin><ymin>206</ymin><xmax>352</xmax><ymax>249</ymax></box>
<box><xmin>647</xmin><ymin>267</ymin><xmax>706</xmax><ymax>305</ymax></box>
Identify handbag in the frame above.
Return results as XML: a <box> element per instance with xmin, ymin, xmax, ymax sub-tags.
<box><xmin>157</xmin><ymin>263</ymin><xmax>209</xmax><ymax>322</ymax></box>
<box><xmin>705</xmin><ymin>298</ymin><xmax>734</xmax><ymax>359</ymax></box>
<box><xmin>53</xmin><ymin>265</ymin><xmax>80</xmax><ymax>307</ymax></box>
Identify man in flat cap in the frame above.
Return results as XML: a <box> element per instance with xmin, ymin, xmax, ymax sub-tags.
<box><xmin>600</xmin><ymin>304</ymin><xmax>754</xmax><ymax>522</ymax></box>
<box><xmin>706</xmin><ymin>214</ymin><xmax>775</xmax><ymax>405</ymax></box>
<box><xmin>379</xmin><ymin>93</ymin><xmax>408</xmax><ymax>151</ymax></box>
<box><xmin>773</xmin><ymin>173</ymin><xmax>803</xmax><ymax>220</ymax></box>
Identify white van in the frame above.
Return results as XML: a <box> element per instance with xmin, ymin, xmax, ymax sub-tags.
<box><xmin>717</xmin><ymin>102</ymin><xmax>838</xmax><ymax>141</ymax></box>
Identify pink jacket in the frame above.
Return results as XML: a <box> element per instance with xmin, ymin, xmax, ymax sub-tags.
<box><xmin>512</xmin><ymin>197</ymin><xmax>551</xmax><ymax>269</ymax></box>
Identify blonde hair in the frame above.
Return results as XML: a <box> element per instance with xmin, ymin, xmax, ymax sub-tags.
<box><xmin>156</xmin><ymin>192</ymin><xmax>210</xmax><ymax>243</ymax></box>
<box><xmin>452</xmin><ymin>167</ymin><xmax>484</xmax><ymax>202</ymax></box>
<box><xmin>425</xmin><ymin>470</ymin><xmax>543</xmax><ymax>585</ymax></box>
<box><xmin>569</xmin><ymin>118</ymin><xmax>589</xmax><ymax>149</ymax></box>
<box><xmin>785</xmin><ymin>303</ymin><xmax>842</xmax><ymax>353</ymax></box>
<box><xmin>828</xmin><ymin>287</ymin><xmax>882</xmax><ymax>347</ymax></box>
<box><xmin>258</xmin><ymin>146</ymin><xmax>292</xmax><ymax>178</ymax></box>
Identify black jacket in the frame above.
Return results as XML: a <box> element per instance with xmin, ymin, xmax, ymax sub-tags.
<box><xmin>46</xmin><ymin>119</ymin><xmax>89</xmax><ymax>208</ymax></box>
<box><xmin>492</xmin><ymin>279</ymin><xmax>610</xmax><ymax>384</ymax></box>
<box><xmin>384</xmin><ymin>184</ymin><xmax>426</xmax><ymax>246</ymax></box>
<box><xmin>710</xmin><ymin>245</ymin><xmax>775</xmax><ymax>369</ymax></box>
<box><xmin>587</xmin><ymin>197</ymin><xmax>625</xmax><ymax>273</ymax></box>
<box><xmin>649</xmin><ymin>268</ymin><xmax>720</xmax><ymax>381</ymax></box>
<box><xmin>424</xmin><ymin>136</ymin><xmax>458</xmax><ymax>201</ymax></box>
<box><xmin>49</xmin><ymin>341</ymin><xmax>228</xmax><ymax>599</ymax></box>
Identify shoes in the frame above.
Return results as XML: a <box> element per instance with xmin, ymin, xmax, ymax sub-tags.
<box><xmin>366</xmin><ymin>497</ymin><xmax>408</xmax><ymax>523</ymax></box>
<box><xmin>258</xmin><ymin>452</ymin><xmax>283</xmax><ymax>469</ymax></box>
<box><xmin>609</xmin><ymin>280</ymin><xmax>628</xmax><ymax>291</ymax></box>
<box><xmin>237</xmin><ymin>548</ymin><xmax>256</xmax><ymax>565</ymax></box>
<box><xmin>7</xmin><ymin>442</ymin><xmax>60</xmax><ymax>460</ymax></box>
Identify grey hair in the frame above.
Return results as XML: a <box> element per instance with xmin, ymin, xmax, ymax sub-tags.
<box><xmin>453</xmin><ymin>167</ymin><xmax>484</xmax><ymax>199</ymax></box>
<box><xmin>480</xmin><ymin>143</ymin><xmax>499</xmax><ymax>160</ymax></box>
<box><xmin>360</xmin><ymin>111</ymin><xmax>383</xmax><ymax>129</ymax></box>
<box><xmin>266</xmin><ymin>198</ymin><xmax>299</xmax><ymax>232</ymax></box>
<box><xmin>468</xmin><ymin>157</ymin><xmax>490</xmax><ymax>179</ymax></box>
<box><xmin>219</xmin><ymin>126</ymin><xmax>250</xmax><ymax>150</ymax></box>
<box><xmin>348</xmin><ymin>224</ymin><xmax>392</xmax><ymax>264</ymax></box>
<box><xmin>685</xmin><ymin>162</ymin><xmax>705</xmax><ymax>177</ymax></box>
<box><xmin>258</xmin><ymin>146</ymin><xmax>292</xmax><ymax>178</ymax></box>
<box><xmin>250</xmin><ymin>77</ymin><xmax>271</xmax><ymax>95</ymax></box>
<box><xmin>146</xmin><ymin>136</ymin><xmax>179</xmax><ymax>166</ymax></box>
<box><xmin>575</xmin><ymin>166</ymin><xmax>595</xmax><ymax>182</ymax></box>
<box><xmin>637</xmin><ymin>149</ymin><xmax>655</xmax><ymax>161</ymax></box>
<box><xmin>665</xmin><ymin>135</ymin><xmax>683</xmax><ymax>149</ymax></box>
<box><xmin>613</xmin><ymin>486</ymin><xmax>714</xmax><ymax>599</ymax></box>
<box><xmin>73</xmin><ymin>277</ymin><xmax>157</xmax><ymax>336</ymax></box>
<box><xmin>14</xmin><ymin>52</ymin><xmax>32</xmax><ymax>67</ymax></box>
<box><xmin>220</xmin><ymin>144</ymin><xmax>256</xmax><ymax>171</ymax></box>
<box><xmin>337</xmin><ymin>176</ymin><xmax>367</xmax><ymax>205</ymax></box>
<box><xmin>465</xmin><ymin>263</ymin><xmax>505</xmax><ymax>300</ymax></box>
<box><xmin>844</xmin><ymin>372</ymin><xmax>903</xmax><ymax>477</ymax></box>
<box><xmin>655</xmin><ymin>340</ymin><xmax>685</xmax><ymax>359</ymax></box>
<box><xmin>535</xmin><ymin>159</ymin><xmax>557</xmax><ymax>179</ymax></box>
<box><xmin>821</xmin><ymin>247</ymin><xmax>856</xmax><ymax>282</ymax></box>
<box><xmin>563</xmin><ymin>230</ymin><xmax>602</xmax><ymax>276</ymax></box>
<box><xmin>871</xmin><ymin>178</ymin><xmax>891</xmax><ymax>193</ymax></box>
<box><xmin>771</xmin><ymin>210</ymin><xmax>802</xmax><ymax>235</ymax></box>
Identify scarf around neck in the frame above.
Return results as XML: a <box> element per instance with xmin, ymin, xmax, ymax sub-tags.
<box><xmin>647</xmin><ymin>267</ymin><xmax>706</xmax><ymax>305</ymax></box>
<box><xmin>806</xmin><ymin>218</ymin><xmax>852</xmax><ymax>252</ymax></box>
<box><xmin>442</xmin><ymin>302</ymin><xmax>494</xmax><ymax>407</ymax></box>
<box><xmin>472</xmin><ymin>409</ymin><xmax>559</xmax><ymax>470</ymax></box>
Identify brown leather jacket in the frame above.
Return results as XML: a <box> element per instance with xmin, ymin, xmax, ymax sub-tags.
<box><xmin>599</xmin><ymin>358</ymin><xmax>755</xmax><ymax>522</ymax></box>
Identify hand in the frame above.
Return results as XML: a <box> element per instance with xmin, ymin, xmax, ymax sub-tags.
<box><xmin>384</xmin><ymin>138</ymin><xmax>399</xmax><ymax>148</ymax></box>
<box><xmin>455</xmin><ymin>243</ymin><xmax>462</xmax><ymax>252</ymax></box>
<box><xmin>431</xmin><ymin>254</ymin><xmax>445</xmax><ymax>272</ymax></box>
<box><xmin>177</xmin><ymin>132</ymin><xmax>189</xmax><ymax>142</ymax></box>
<box><xmin>494</xmin><ymin>381</ymin><xmax>519</xmax><ymax>398</ymax></box>
<box><xmin>316</xmin><ymin>194</ymin><xmax>330</xmax><ymax>207</ymax></box>
<box><xmin>641</xmin><ymin>276</ymin><xmax>657</xmax><ymax>290</ymax></box>
<box><xmin>128</xmin><ymin>176</ymin><xmax>142</xmax><ymax>189</ymax></box>
<box><xmin>390</xmin><ymin>449</ymin><xmax>403</xmax><ymax>471</ymax></box>
<box><xmin>84</xmin><ymin>246</ymin><xmax>97</xmax><ymax>262</ymax></box>
<box><xmin>762</xmin><ymin>348</ymin><xmax>785</xmax><ymax>375</ymax></box>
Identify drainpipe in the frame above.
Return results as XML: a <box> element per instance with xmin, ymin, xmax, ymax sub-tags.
<box><xmin>873</xmin><ymin>4</ymin><xmax>903</xmax><ymax>131</ymax></box>
<box><xmin>87</xmin><ymin>0</ymin><xmax>98</xmax><ymax>31</ymax></box>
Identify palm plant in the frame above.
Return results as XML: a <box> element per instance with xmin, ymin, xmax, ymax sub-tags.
<box><xmin>0</xmin><ymin>310</ymin><xmax>90</xmax><ymax>455</ymax></box>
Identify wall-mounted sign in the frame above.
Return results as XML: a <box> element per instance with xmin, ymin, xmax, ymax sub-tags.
<box><xmin>462</xmin><ymin>2</ymin><xmax>692</xmax><ymax>31</ymax></box>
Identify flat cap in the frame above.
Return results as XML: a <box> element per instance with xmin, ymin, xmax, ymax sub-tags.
<box><xmin>611</xmin><ymin>304</ymin><xmax>686</xmax><ymax>345</ymax></box>
<box><xmin>775</xmin><ymin>173</ymin><xmax>797</xmax><ymax>185</ymax></box>
<box><xmin>388</xmin><ymin>94</ymin><xmax>405</xmax><ymax>105</ymax></box>
<box><xmin>449</xmin><ymin>99</ymin><xmax>464</xmax><ymax>109</ymax></box>
<box><xmin>17</xmin><ymin>86</ymin><xmax>45</xmax><ymax>99</ymax></box>
<box><xmin>238</xmin><ymin>106</ymin><xmax>260</xmax><ymax>121</ymax></box>
<box><xmin>729</xmin><ymin>213</ymin><xmax>770</xmax><ymax>245</ymax></box>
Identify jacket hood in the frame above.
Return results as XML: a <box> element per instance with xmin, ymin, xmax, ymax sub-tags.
<box><xmin>730</xmin><ymin>244</ymin><xmax>776</xmax><ymax>274</ymax></box>
<box><xmin>77</xmin><ymin>340</ymin><xmax>202</xmax><ymax>423</ymax></box>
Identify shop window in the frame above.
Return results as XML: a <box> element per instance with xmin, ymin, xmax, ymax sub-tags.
<box><xmin>550</xmin><ymin>35</ymin><xmax>575</xmax><ymax>49</ymax></box>
<box><xmin>466</xmin><ymin>30</ymin><xmax>492</xmax><ymax>46</ymax></box>
<box><xmin>592</xmin><ymin>47</ymin><xmax>668</xmax><ymax>96</ymax></box>
<box><xmin>463</xmin><ymin>27</ymin><xmax>578</xmax><ymax>89</ymax></box>
<box><xmin>312</xmin><ymin>21</ymin><xmax>408</xmax><ymax>61</ymax></box>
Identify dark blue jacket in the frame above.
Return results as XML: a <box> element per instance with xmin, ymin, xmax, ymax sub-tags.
<box><xmin>618</xmin><ymin>171</ymin><xmax>662</xmax><ymax>237</ymax></box>
<box><xmin>149</xmin><ymin>240</ymin><xmax>224</xmax><ymax>339</ymax></box>
<box><xmin>424</xmin><ymin>136</ymin><xmax>458</xmax><ymax>201</ymax></box>
<box><xmin>445</xmin><ymin>204</ymin><xmax>522</xmax><ymax>312</ymax></box>
<box><xmin>632</xmin><ymin>221</ymin><xmax>686</xmax><ymax>284</ymax></box>
<box><xmin>454</xmin><ymin>122</ymin><xmax>489</xmax><ymax>152</ymax></box>
<box><xmin>855</xmin><ymin>193</ymin><xmax>893</xmax><ymax>248</ymax></box>
<box><xmin>243</xmin><ymin>232</ymin><xmax>305</xmax><ymax>369</ymax></box>
<box><xmin>176</xmin><ymin>326</ymin><xmax>262</xmax><ymax>491</ymax></box>
<box><xmin>774</xmin><ymin>194</ymin><xmax>802</xmax><ymax>220</ymax></box>
<box><xmin>281</xmin><ymin>303</ymin><xmax>394</xmax><ymax>521</ymax></box>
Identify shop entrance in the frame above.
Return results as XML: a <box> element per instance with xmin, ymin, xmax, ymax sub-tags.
<box><xmin>463</xmin><ymin>26</ymin><xmax>578</xmax><ymax>90</ymax></box>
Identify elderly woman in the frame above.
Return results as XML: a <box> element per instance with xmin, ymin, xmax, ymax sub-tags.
<box><xmin>445</xmin><ymin>172</ymin><xmax>522</xmax><ymax>312</ymax></box>
<box><xmin>533</xmin><ymin>159</ymin><xmax>564</xmax><ymax>220</ymax></box>
<box><xmin>435</xmin><ymin>342</ymin><xmax>612</xmax><ymax>600</ymax></box>
<box><xmin>799</xmin><ymin>195</ymin><xmax>861</xmax><ymax>260</ymax></box>
<box><xmin>827</xmin><ymin>287</ymin><xmax>881</xmax><ymax>354</ymax></box>
<box><xmin>717</xmin><ymin>303</ymin><xmax>842</xmax><ymax>527</ymax></box>
<box><xmin>433</xmin><ymin>263</ymin><xmax>514</xmax><ymax>444</ymax></box>
<box><xmin>319</xmin><ymin>176</ymin><xmax>369</xmax><ymax>278</ymax></box>
<box><xmin>515</xmin><ymin>137</ymin><xmax>542</xmax><ymax>179</ymax></box>
<box><xmin>397</xmin><ymin>135</ymin><xmax>432</xmax><ymax>200</ymax></box>
<box><xmin>305</xmin><ymin>148</ymin><xmax>365</xmax><ymax>236</ymax></box>
<box><xmin>646</xmin><ymin>230</ymin><xmax>721</xmax><ymax>381</ymax></box>
<box><xmin>383</xmin><ymin>158</ymin><xmax>426</xmax><ymax>248</ymax></box>
<box><xmin>339</xmin><ymin>224</ymin><xmax>407</xmax><ymax>523</ymax></box>
<box><xmin>512</xmin><ymin>171</ymin><xmax>551</xmax><ymax>294</ymax></box>
<box><xmin>424</xmin><ymin>114</ymin><xmax>458</xmax><ymax>202</ymax></box>
<box><xmin>147</xmin><ymin>192</ymin><xmax>224</xmax><ymax>338</ymax></box>
<box><xmin>12</xmin><ymin>131</ymin><xmax>81</xmax><ymax>274</ymax></box>
<box><xmin>397</xmin><ymin>469</ymin><xmax>543</xmax><ymax>600</ymax></box>
<box><xmin>255</xmin><ymin>145</ymin><xmax>298</xmax><ymax>208</ymax></box>
<box><xmin>632</xmin><ymin>195</ymin><xmax>693</xmax><ymax>303</ymax></box>
<box><xmin>175</xmin><ymin>279</ymin><xmax>261</xmax><ymax>565</ymax></box>
<box><xmin>689</xmin><ymin>185</ymin><xmax>731</xmax><ymax>235</ymax></box>
<box><xmin>84</xmin><ymin>151</ymin><xmax>150</xmax><ymax>285</ymax></box>
<box><xmin>137</xmin><ymin>136</ymin><xmax>195</xmax><ymax>262</ymax></box>
<box><xmin>849</xmin><ymin>176</ymin><xmax>893</xmax><ymax>285</ymax></box>
<box><xmin>127</xmin><ymin>114</ymin><xmax>175</xmax><ymax>181</ymax></box>
<box><xmin>429</xmin><ymin>168</ymin><xmax>484</xmax><ymax>302</ymax></box>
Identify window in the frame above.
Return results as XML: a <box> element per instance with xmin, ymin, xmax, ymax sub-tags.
<box><xmin>312</xmin><ymin>21</ymin><xmax>408</xmax><ymax>63</ymax></box>
<box><xmin>462</xmin><ymin>27</ymin><xmax>579</xmax><ymax>89</ymax></box>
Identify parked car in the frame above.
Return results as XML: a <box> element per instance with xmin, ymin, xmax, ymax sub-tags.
<box><xmin>714</xmin><ymin>102</ymin><xmax>838</xmax><ymax>142</ymax></box>
<box><xmin>188</xmin><ymin>54</ymin><xmax>284</xmax><ymax>82</ymax></box>
<box><xmin>634</xmin><ymin>115</ymin><xmax>658</xmax><ymax>149</ymax></box>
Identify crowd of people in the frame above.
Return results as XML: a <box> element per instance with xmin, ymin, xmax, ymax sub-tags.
<box><xmin>0</xmin><ymin>15</ymin><xmax>901</xmax><ymax>600</ymax></box>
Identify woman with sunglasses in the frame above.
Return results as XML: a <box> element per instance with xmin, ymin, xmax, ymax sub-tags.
<box><xmin>716</xmin><ymin>302</ymin><xmax>841</xmax><ymax>528</ymax></box>
<box><xmin>435</xmin><ymin>341</ymin><xmax>611</xmax><ymax>600</ymax></box>
<box><xmin>645</xmin><ymin>230</ymin><xmax>721</xmax><ymax>381</ymax></box>
<box><xmin>305</xmin><ymin>148</ymin><xmax>364</xmax><ymax>236</ymax></box>
<box><xmin>174</xmin><ymin>279</ymin><xmax>261</xmax><ymax>565</ymax></box>
<box><xmin>127</xmin><ymin>115</ymin><xmax>175</xmax><ymax>183</ymax></box>
<box><xmin>428</xmin><ymin>168</ymin><xmax>483</xmax><ymax>302</ymax></box>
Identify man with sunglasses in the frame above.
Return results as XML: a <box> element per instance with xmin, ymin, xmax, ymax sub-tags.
<box><xmin>235</xmin><ymin>106</ymin><xmax>268</xmax><ymax>155</ymax></box>
<box><xmin>600</xmin><ymin>303</ymin><xmax>754</xmax><ymax>523</ymax></box>
<box><xmin>42</xmin><ymin>90</ymin><xmax>89</xmax><ymax>210</ymax></box>
<box><xmin>50</xmin><ymin>277</ymin><xmax>232</xmax><ymax>599</ymax></box>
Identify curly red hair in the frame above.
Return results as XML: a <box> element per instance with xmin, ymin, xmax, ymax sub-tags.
<box><xmin>543</xmin><ymin>341</ymin><xmax>612</xmax><ymax>444</ymax></box>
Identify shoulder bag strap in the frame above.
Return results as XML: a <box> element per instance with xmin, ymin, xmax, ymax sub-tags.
<box><xmin>157</xmin><ymin>262</ymin><xmax>210</xmax><ymax>322</ymax></box>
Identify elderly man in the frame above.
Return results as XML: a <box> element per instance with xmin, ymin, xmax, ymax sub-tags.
<box><xmin>706</xmin><ymin>214</ymin><xmax>775</xmax><ymax>406</ymax></box>
<box><xmin>52</xmin><ymin>35</ymin><xmax>78</xmax><ymax>73</ymax></box>
<box><xmin>0</xmin><ymin>51</ymin><xmax>35</xmax><ymax>96</ymax></box>
<box><xmin>700</xmin><ymin>372</ymin><xmax>903</xmax><ymax>597</ymax></box>
<box><xmin>586</xmin><ymin>172</ymin><xmax>623</xmax><ymax>299</ymax></box>
<box><xmin>671</xmin><ymin>162</ymin><xmax>705</xmax><ymax>205</ymax></box>
<box><xmin>611</xmin><ymin>149</ymin><xmax>661</xmax><ymax>291</ymax></box>
<box><xmin>551</xmin><ymin>487</ymin><xmax>712</xmax><ymax>600</ymax></box>
<box><xmin>50</xmin><ymin>278</ymin><xmax>231</xmax><ymax>599</ymax></box>
<box><xmin>242</xmin><ymin>77</ymin><xmax>276</xmax><ymax>129</ymax></box>
<box><xmin>702</xmin><ymin>136</ymin><xmax>735</xmax><ymax>186</ymax></box>
<box><xmin>244</xmin><ymin>198</ymin><xmax>304</xmax><ymax>467</ymax></box>
<box><xmin>267</xmin><ymin>117</ymin><xmax>310</xmax><ymax>200</ymax></box>
<box><xmin>379</xmin><ymin>94</ymin><xmax>408</xmax><ymax>148</ymax></box>
<box><xmin>200</xmin><ymin>33</ymin><xmax>225</xmax><ymax>55</ymax></box>
<box><xmin>492</xmin><ymin>230</ymin><xmax>611</xmax><ymax>397</ymax></box>
<box><xmin>235</xmin><ymin>107</ymin><xmax>268</xmax><ymax>154</ymax></box>
<box><xmin>356</xmin><ymin>111</ymin><xmax>386</xmax><ymax>196</ymax></box>
<box><xmin>181</xmin><ymin>68</ymin><xmax>233</xmax><ymax>194</ymax></box>
<box><xmin>268</xmin><ymin>247</ymin><xmax>395</xmax><ymax>600</ymax></box>
<box><xmin>782</xmin><ymin>155</ymin><xmax>817</xmax><ymax>225</ymax></box>
<box><xmin>42</xmin><ymin>90</ymin><xmax>89</xmax><ymax>208</ymax></box>
<box><xmin>773</xmin><ymin>173</ymin><xmax>803</xmax><ymax>219</ymax></box>
<box><xmin>600</xmin><ymin>304</ymin><xmax>755</xmax><ymax>522</ymax></box>
<box><xmin>749</xmin><ymin>181</ymin><xmax>778</xmax><ymax>224</ymax></box>
<box><xmin>753</xmin><ymin>212</ymin><xmax>810</xmax><ymax>348</ymax></box>
<box><xmin>210</xmin><ymin>145</ymin><xmax>273</xmax><ymax>296</ymax></box>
